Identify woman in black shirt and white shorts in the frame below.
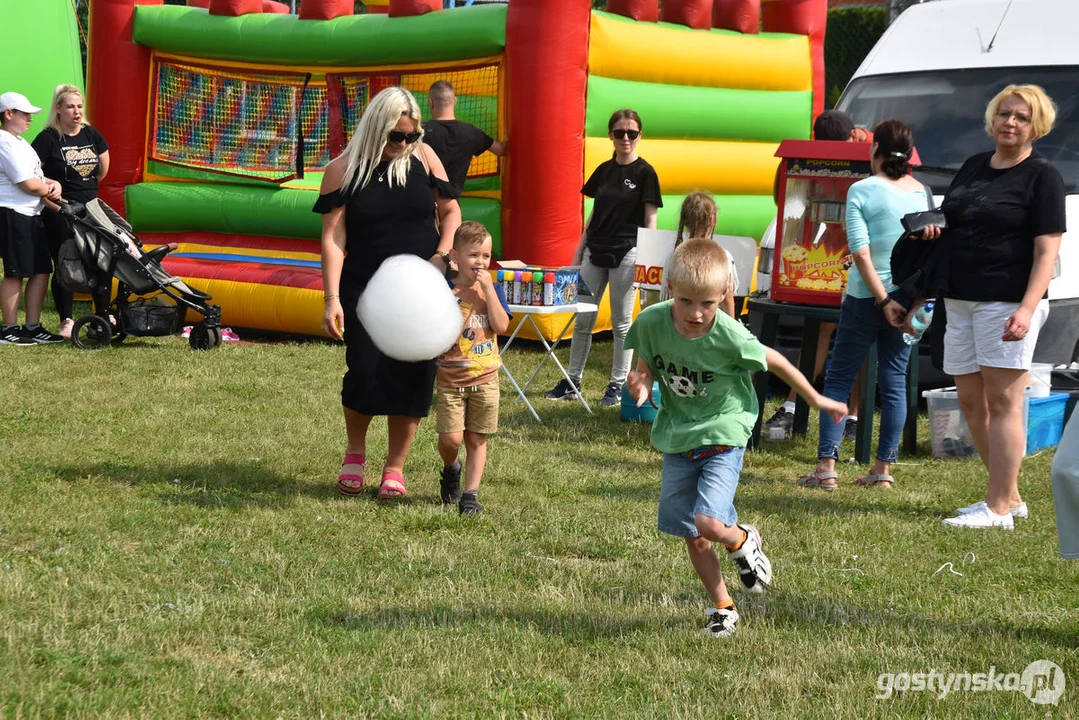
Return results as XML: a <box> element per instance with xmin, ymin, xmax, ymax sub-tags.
<box><xmin>919</xmin><ymin>84</ymin><xmax>1066</xmax><ymax>530</ymax></box>
<box><xmin>544</xmin><ymin>108</ymin><xmax>662</xmax><ymax>407</ymax></box>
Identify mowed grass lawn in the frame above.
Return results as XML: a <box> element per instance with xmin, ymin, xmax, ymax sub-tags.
<box><xmin>1</xmin><ymin>320</ymin><xmax>1076</xmax><ymax>718</ymax></box>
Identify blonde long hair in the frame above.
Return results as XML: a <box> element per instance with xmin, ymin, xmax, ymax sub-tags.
<box><xmin>45</xmin><ymin>84</ymin><xmax>86</xmax><ymax>136</ymax></box>
<box><xmin>340</xmin><ymin>86</ymin><xmax>426</xmax><ymax>194</ymax></box>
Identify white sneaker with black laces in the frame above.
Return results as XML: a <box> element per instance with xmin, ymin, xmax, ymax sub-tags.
<box><xmin>703</xmin><ymin>607</ymin><xmax>739</xmax><ymax>638</ymax></box>
<box><xmin>956</xmin><ymin>500</ymin><xmax>1028</xmax><ymax>519</ymax></box>
<box><xmin>727</xmin><ymin>524</ymin><xmax>772</xmax><ymax>593</ymax></box>
<box><xmin>942</xmin><ymin>505</ymin><xmax>1014</xmax><ymax>530</ymax></box>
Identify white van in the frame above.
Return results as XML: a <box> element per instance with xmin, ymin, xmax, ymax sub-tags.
<box><xmin>835</xmin><ymin>0</ymin><xmax>1079</xmax><ymax>363</ymax></box>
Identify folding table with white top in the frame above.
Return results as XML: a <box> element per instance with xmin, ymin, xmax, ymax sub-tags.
<box><xmin>499</xmin><ymin>301</ymin><xmax>598</xmax><ymax>422</ymax></box>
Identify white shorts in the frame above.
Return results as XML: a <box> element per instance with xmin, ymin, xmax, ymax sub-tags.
<box><xmin>942</xmin><ymin>298</ymin><xmax>1049</xmax><ymax>375</ymax></box>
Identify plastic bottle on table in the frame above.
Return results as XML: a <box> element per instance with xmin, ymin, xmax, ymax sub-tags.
<box><xmin>531</xmin><ymin>271</ymin><xmax>544</xmax><ymax>305</ymax></box>
<box><xmin>902</xmin><ymin>301</ymin><xmax>935</xmax><ymax>345</ymax></box>
<box><xmin>543</xmin><ymin>272</ymin><xmax>555</xmax><ymax>306</ymax></box>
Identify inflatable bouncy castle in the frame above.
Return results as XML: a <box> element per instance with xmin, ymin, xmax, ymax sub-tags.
<box><xmin>84</xmin><ymin>0</ymin><xmax>825</xmax><ymax>337</ymax></box>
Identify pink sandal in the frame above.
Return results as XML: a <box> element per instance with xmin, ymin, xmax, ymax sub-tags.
<box><xmin>378</xmin><ymin>471</ymin><xmax>407</xmax><ymax>500</ymax></box>
<box><xmin>337</xmin><ymin>453</ymin><xmax>366</xmax><ymax>496</ymax></box>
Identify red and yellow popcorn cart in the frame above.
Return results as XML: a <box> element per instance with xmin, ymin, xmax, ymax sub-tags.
<box><xmin>771</xmin><ymin>140</ymin><xmax>873</xmax><ymax>306</ymax></box>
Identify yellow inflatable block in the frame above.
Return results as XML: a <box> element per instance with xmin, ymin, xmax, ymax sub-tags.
<box><xmin>584</xmin><ymin>137</ymin><xmax>780</xmax><ymax>196</ymax></box>
<box><xmin>589</xmin><ymin>12</ymin><xmax>811</xmax><ymax>92</ymax></box>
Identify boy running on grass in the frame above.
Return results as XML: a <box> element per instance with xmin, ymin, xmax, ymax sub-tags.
<box><xmin>435</xmin><ymin>221</ymin><xmax>511</xmax><ymax>515</ymax></box>
<box><xmin>625</xmin><ymin>238</ymin><xmax>847</xmax><ymax>636</ymax></box>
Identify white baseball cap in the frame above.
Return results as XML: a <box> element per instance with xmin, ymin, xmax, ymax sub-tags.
<box><xmin>0</xmin><ymin>92</ymin><xmax>42</xmax><ymax>114</ymax></box>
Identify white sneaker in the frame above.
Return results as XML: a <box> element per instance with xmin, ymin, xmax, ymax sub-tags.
<box><xmin>956</xmin><ymin>500</ymin><xmax>1028</xmax><ymax>519</ymax></box>
<box><xmin>58</xmin><ymin>318</ymin><xmax>75</xmax><ymax>338</ymax></box>
<box><xmin>727</xmin><ymin>524</ymin><xmax>772</xmax><ymax>593</ymax></box>
<box><xmin>942</xmin><ymin>506</ymin><xmax>1014</xmax><ymax>530</ymax></box>
<box><xmin>703</xmin><ymin>607</ymin><xmax>739</xmax><ymax>638</ymax></box>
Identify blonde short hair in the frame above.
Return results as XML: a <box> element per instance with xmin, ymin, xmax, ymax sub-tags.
<box><xmin>454</xmin><ymin>220</ymin><xmax>491</xmax><ymax>249</ymax></box>
<box><xmin>985</xmin><ymin>84</ymin><xmax>1057</xmax><ymax>140</ymax></box>
<box><xmin>667</xmin><ymin>238</ymin><xmax>729</xmax><ymax>297</ymax></box>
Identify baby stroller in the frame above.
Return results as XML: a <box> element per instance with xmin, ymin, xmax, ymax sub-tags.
<box><xmin>57</xmin><ymin>199</ymin><xmax>223</xmax><ymax>350</ymax></box>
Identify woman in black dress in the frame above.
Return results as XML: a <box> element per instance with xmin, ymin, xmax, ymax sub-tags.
<box><xmin>32</xmin><ymin>84</ymin><xmax>110</xmax><ymax>337</ymax></box>
<box><xmin>315</xmin><ymin>86</ymin><xmax>461</xmax><ymax>500</ymax></box>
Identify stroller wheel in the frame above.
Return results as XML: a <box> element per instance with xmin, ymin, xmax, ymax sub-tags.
<box><xmin>71</xmin><ymin>315</ymin><xmax>112</xmax><ymax>350</ymax></box>
<box><xmin>188</xmin><ymin>324</ymin><xmax>217</xmax><ymax>351</ymax></box>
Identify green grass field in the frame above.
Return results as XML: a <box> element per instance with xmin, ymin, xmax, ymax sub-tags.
<box><xmin>0</xmin><ymin>323</ymin><xmax>1075</xmax><ymax>718</ymax></box>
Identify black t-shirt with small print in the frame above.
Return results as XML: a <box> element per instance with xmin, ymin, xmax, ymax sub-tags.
<box><xmin>581</xmin><ymin>157</ymin><xmax>662</xmax><ymax>266</ymax></box>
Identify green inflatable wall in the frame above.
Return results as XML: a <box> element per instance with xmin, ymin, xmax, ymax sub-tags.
<box><xmin>0</xmin><ymin>0</ymin><xmax>82</xmax><ymax>140</ymax></box>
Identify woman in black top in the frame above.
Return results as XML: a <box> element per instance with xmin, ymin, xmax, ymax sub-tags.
<box><xmin>544</xmin><ymin>109</ymin><xmax>662</xmax><ymax>407</ymax></box>
<box><xmin>32</xmin><ymin>84</ymin><xmax>110</xmax><ymax>337</ymax></box>
<box><xmin>919</xmin><ymin>85</ymin><xmax>1066</xmax><ymax>530</ymax></box>
<box><xmin>315</xmin><ymin>86</ymin><xmax>461</xmax><ymax>501</ymax></box>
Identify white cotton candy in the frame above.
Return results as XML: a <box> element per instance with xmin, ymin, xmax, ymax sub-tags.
<box><xmin>357</xmin><ymin>254</ymin><xmax>461</xmax><ymax>362</ymax></box>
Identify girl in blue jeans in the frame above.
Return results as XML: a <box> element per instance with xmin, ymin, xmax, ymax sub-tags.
<box><xmin>798</xmin><ymin>120</ymin><xmax>927</xmax><ymax>489</ymax></box>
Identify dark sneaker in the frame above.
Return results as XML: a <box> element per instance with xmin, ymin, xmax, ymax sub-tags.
<box><xmin>22</xmin><ymin>325</ymin><xmax>64</xmax><ymax>345</ymax></box>
<box><xmin>543</xmin><ymin>378</ymin><xmax>579</xmax><ymax>401</ymax></box>
<box><xmin>764</xmin><ymin>406</ymin><xmax>794</xmax><ymax>432</ymax></box>
<box><xmin>458</xmin><ymin>493</ymin><xmax>483</xmax><ymax>516</ymax></box>
<box><xmin>727</xmin><ymin>524</ymin><xmax>772</xmax><ymax>593</ymax></box>
<box><xmin>601</xmin><ymin>382</ymin><xmax>622</xmax><ymax>407</ymax></box>
<box><xmin>440</xmin><ymin>461</ymin><xmax>462</xmax><ymax>504</ymax></box>
<box><xmin>0</xmin><ymin>326</ymin><xmax>33</xmax><ymax>345</ymax></box>
<box><xmin>843</xmin><ymin>418</ymin><xmax>859</xmax><ymax>442</ymax></box>
<box><xmin>703</xmin><ymin>607</ymin><xmax>739</xmax><ymax>638</ymax></box>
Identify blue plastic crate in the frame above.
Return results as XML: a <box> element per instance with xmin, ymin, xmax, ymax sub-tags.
<box><xmin>1027</xmin><ymin>392</ymin><xmax>1068</xmax><ymax>453</ymax></box>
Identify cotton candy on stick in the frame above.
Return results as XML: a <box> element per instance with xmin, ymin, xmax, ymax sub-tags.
<box><xmin>357</xmin><ymin>254</ymin><xmax>461</xmax><ymax>362</ymax></box>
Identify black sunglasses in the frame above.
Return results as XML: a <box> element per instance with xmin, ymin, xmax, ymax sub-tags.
<box><xmin>387</xmin><ymin>130</ymin><xmax>422</xmax><ymax>144</ymax></box>
<box><xmin>611</xmin><ymin>129</ymin><xmax>640</xmax><ymax>140</ymax></box>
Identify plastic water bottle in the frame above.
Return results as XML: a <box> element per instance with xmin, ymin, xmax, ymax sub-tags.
<box><xmin>903</xmin><ymin>301</ymin><xmax>935</xmax><ymax>345</ymax></box>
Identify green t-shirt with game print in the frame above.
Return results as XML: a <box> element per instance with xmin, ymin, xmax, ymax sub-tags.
<box><xmin>625</xmin><ymin>301</ymin><xmax>768</xmax><ymax>453</ymax></box>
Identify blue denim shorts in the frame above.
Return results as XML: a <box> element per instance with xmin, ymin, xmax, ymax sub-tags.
<box><xmin>657</xmin><ymin>446</ymin><xmax>744</xmax><ymax>538</ymax></box>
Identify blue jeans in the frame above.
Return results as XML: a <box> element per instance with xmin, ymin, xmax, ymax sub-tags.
<box><xmin>817</xmin><ymin>294</ymin><xmax>912</xmax><ymax>463</ymax></box>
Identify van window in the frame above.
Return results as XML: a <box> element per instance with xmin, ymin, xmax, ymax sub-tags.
<box><xmin>836</xmin><ymin>67</ymin><xmax>1079</xmax><ymax>193</ymax></box>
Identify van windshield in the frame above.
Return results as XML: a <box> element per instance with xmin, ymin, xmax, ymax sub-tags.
<box><xmin>836</xmin><ymin>67</ymin><xmax>1079</xmax><ymax>193</ymax></box>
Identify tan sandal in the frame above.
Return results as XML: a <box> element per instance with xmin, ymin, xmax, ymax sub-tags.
<box><xmin>797</xmin><ymin>470</ymin><xmax>838</xmax><ymax>490</ymax></box>
<box><xmin>855</xmin><ymin>473</ymin><xmax>894</xmax><ymax>488</ymax></box>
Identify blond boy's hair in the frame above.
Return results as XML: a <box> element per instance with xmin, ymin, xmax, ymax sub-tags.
<box><xmin>667</xmin><ymin>238</ymin><xmax>729</xmax><ymax>296</ymax></box>
<box><xmin>454</xmin><ymin>220</ymin><xmax>491</xmax><ymax>249</ymax></box>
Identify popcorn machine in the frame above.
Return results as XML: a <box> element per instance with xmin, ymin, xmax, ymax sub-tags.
<box><xmin>770</xmin><ymin>140</ymin><xmax>872</xmax><ymax>306</ymax></box>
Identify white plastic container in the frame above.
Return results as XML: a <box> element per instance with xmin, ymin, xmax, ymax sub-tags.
<box><xmin>1028</xmin><ymin>362</ymin><xmax>1053</xmax><ymax>398</ymax></box>
<box><xmin>923</xmin><ymin>386</ymin><xmax>1031</xmax><ymax>459</ymax></box>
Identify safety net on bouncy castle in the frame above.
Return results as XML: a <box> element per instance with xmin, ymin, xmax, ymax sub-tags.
<box><xmin>150</xmin><ymin>57</ymin><xmax>501</xmax><ymax>184</ymax></box>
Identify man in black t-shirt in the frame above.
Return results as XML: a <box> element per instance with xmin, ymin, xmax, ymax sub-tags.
<box><xmin>423</xmin><ymin>81</ymin><xmax>506</xmax><ymax>194</ymax></box>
